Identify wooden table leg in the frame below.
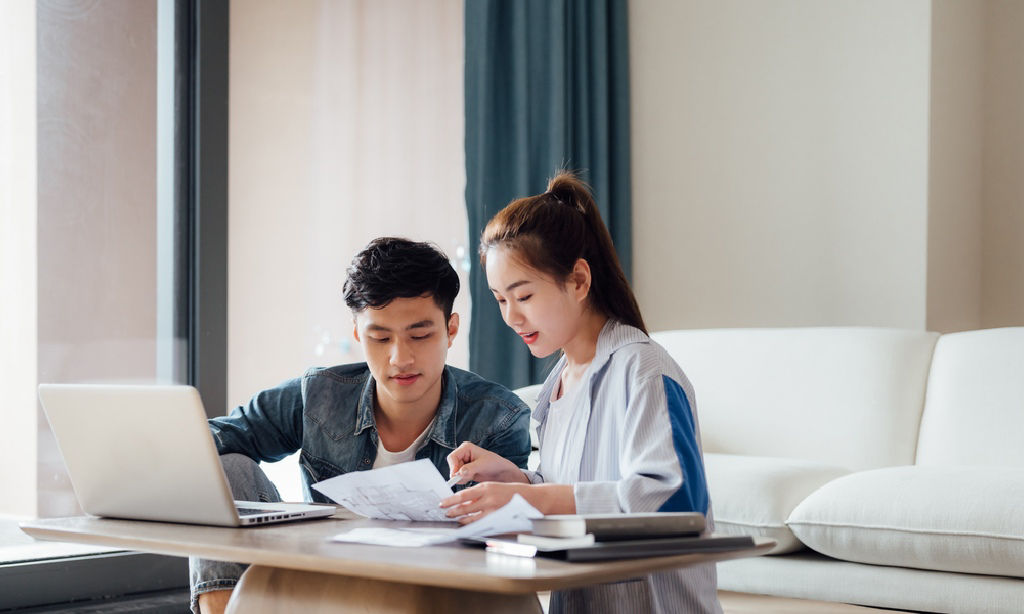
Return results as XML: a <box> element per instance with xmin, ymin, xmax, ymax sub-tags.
<box><xmin>226</xmin><ymin>565</ymin><xmax>544</xmax><ymax>614</ymax></box>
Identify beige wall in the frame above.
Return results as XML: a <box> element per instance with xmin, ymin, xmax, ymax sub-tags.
<box><xmin>631</xmin><ymin>0</ymin><xmax>1024</xmax><ymax>333</ymax></box>
<box><xmin>928</xmin><ymin>0</ymin><xmax>1024</xmax><ymax>332</ymax></box>
<box><xmin>926</xmin><ymin>0</ymin><xmax>985</xmax><ymax>332</ymax></box>
<box><xmin>229</xmin><ymin>0</ymin><xmax>318</xmax><ymax>407</ymax></box>
<box><xmin>228</xmin><ymin>0</ymin><xmax>466</xmax><ymax>411</ymax></box>
<box><xmin>630</xmin><ymin>0</ymin><xmax>932</xmax><ymax>332</ymax></box>
<box><xmin>981</xmin><ymin>1</ymin><xmax>1024</xmax><ymax>327</ymax></box>
<box><xmin>0</xmin><ymin>0</ymin><xmax>38</xmax><ymax>518</ymax></box>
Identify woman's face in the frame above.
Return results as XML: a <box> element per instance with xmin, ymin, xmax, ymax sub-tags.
<box><xmin>484</xmin><ymin>246</ymin><xmax>585</xmax><ymax>358</ymax></box>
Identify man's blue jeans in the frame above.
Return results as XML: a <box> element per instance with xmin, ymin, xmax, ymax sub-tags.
<box><xmin>189</xmin><ymin>454</ymin><xmax>282</xmax><ymax>613</ymax></box>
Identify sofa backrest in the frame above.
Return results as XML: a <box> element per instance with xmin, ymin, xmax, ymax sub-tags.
<box><xmin>916</xmin><ymin>327</ymin><xmax>1024</xmax><ymax>467</ymax></box>
<box><xmin>650</xmin><ymin>327</ymin><xmax>939</xmax><ymax>471</ymax></box>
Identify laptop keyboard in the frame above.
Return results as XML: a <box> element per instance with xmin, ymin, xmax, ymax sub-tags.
<box><xmin>236</xmin><ymin>506</ymin><xmax>278</xmax><ymax>516</ymax></box>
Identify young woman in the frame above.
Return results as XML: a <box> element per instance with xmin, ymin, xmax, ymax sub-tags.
<box><xmin>439</xmin><ymin>172</ymin><xmax>720</xmax><ymax>613</ymax></box>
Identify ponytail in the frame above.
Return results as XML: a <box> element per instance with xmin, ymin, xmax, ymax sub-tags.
<box><xmin>480</xmin><ymin>171</ymin><xmax>647</xmax><ymax>334</ymax></box>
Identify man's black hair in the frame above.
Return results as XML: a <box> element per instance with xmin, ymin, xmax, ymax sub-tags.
<box><xmin>343</xmin><ymin>237</ymin><xmax>460</xmax><ymax>321</ymax></box>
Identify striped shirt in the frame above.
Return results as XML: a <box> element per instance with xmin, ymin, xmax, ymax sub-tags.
<box><xmin>525</xmin><ymin>319</ymin><xmax>721</xmax><ymax>614</ymax></box>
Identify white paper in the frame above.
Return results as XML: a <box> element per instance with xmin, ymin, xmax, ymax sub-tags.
<box><xmin>311</xmin><ymin>458</ymin><xmax>454</xmax><ymax>521</ymax></box>
<box><xmin>331</xmin><ymin>494</ymin><xmax>543</xmax><ymax>547</ymax></box>
<box><xmin>451</xmin><ymin>493</ymin><xmax>543</xmax><ymax>538</ymax></box>
<box><xmin>331</xmin><ymin>527</ymin><xmax>458</xmax><ymax>547</ymax></box>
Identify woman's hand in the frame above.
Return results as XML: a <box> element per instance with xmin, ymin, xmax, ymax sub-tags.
<box><xmin>439</xmin><ymin>482</ymin><xmax>577</xmax><ymax>524</ymax></box>
<box><xmin>439</xmin><ymin>482</ymin><xmax>530</xmax><ymax>524</ymax></box>
<box><xmin>446</xmin><ymin>441</ymin><xmax>529</xmax><ymax>485</ymax></box>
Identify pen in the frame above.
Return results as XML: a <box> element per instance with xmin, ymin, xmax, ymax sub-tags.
<box><xmin>445</xmin><ymin>473</ymin><xmax>462</xmax><ymax>488</ymax></box>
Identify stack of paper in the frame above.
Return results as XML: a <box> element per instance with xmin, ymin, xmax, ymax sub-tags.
<box><xmin>312</xmin><ymin>459</ymin><xmax>542</xmax><ymax>547</ymax></box>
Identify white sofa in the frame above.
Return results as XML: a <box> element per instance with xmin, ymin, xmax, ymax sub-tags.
<box><xmin>518</xmin><ymin>327</ymin><xmax>1024</xmax><ymax>613</ymax></box>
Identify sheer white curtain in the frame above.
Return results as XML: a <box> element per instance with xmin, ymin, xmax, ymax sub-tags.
<box><xmin>230</xmin><ymin>0</ymin><xmax>466</xmax><ymax>497</ymax></box>
<box><xmin>1</xmin><ymin>0</ymin><xmax>38</xmax><ymax>519</ymax></box>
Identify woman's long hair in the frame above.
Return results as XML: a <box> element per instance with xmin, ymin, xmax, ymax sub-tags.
<box><xmin>479</xmin><ymin>171</ymin><xmax>647</xmax><ymax>334</ymax></box>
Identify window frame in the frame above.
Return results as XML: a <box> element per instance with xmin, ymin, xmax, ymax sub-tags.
<box><xmin>0</xmin><ymin>552</ymin><xmax>189</xmax><ymax>610</ymax></box>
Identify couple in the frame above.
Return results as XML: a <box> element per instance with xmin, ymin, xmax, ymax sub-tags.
<box><xmin>192</xmin><ymin>172</ymin><xmax>720</xmax><ymax>614</ymax></box>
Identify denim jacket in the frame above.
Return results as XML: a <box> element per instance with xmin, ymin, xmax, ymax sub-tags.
<box><xmin>208</xmin><ymin>363</ymin><xmax>532</xmax><ymax>502</ymax></box>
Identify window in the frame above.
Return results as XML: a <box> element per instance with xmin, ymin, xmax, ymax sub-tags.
<box><xmin>1</xmin><ymin>0</ymin><xmax>190</xmax><ymax>527</ymax></box>
<box><xmin>0</xmin><ymin>0</ymin><xmax>224</xmax><ymax>607</ymax></box>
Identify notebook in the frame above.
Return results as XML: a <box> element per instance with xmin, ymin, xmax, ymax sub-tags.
<box><xmin>37</xmin><ymin>384</ymin><xmax>336</xmax><ymax>527</ymax></box>
<box><xmin>476</xmin><ymin>534</ymin><xmax>756</xmax><ymax>562</ymax></box>
<box><xmin>530</xmin><ymin>512</ymin><xmax>705</xmax><ymax>540</ymax></box>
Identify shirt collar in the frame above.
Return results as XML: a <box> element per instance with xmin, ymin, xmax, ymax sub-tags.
<box><xmin>355</xmin><ymin>373</ymin><xmax>377</xmax><ymax>435</ymax></box>
<box><xmin>590</xmin><ymin>319</ymin><xmax>650</xmax><ymax>372</ymax></box>
<box><xmin>353</xmin><ymin>366</ymin><xmax>459</xmax><ymax>450</ymax></box>
<box><xmin>533</xmin><ymin>319</ymin><xmax>650</xmax><ymax>424</ymax></box>
<box><xmin>428</xmin><ymin>367</ymin><xmax>459</xmax><ymax>449</ymax></box>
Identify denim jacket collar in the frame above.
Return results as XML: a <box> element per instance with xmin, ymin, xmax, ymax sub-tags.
<box><xmin>353</xmin><ymin>366</ymin><xmax>459</xmax><ymax>450</ymax></box>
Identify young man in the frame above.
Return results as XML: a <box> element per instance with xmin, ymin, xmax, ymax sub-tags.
<box><xmin>190</xmin><ymin>237</ymin><xmax>532</xmax><ymax>614</ymax></box>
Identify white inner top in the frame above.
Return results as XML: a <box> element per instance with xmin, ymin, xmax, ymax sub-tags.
<box><xmin>373</xmin><ymin>418</ymin><xmax>435</xmax><ymax>469</ymax></box>
<box><xmin>539</xmin><ymin>373</ymin><xmax>587</xmax><ymax>482</ymax></box>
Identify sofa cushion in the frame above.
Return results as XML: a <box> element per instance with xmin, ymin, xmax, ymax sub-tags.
<box><xmin>705</xmin><ymin>453</ymin><xmax>849</xmax><ymax>554</ymax></box>
<box><xmin>514</xmin><ymin>385</ymin><xmax>544</xmax><ymax>471</ymax></box>
<box><xmin>513</xmin><ymin>384</ymin><xmax>544</xmax><ymax>413</ymax></box>
<box><xmin>718</xmin><ymin>551</ymin><xmax>1024</xmax><ymax>614</ymax></box>
<box><xmin>787</xmin><ymin>466</ymin><xmax>1024</xmax><ymax>577</ymax></box>
<box><xmin>650</xmin><ymin>328</ymin><xmax>938</xmax><ymax>470</ymax></box>
<box><xmin>916</xmin><ymin>327</ymin><xmax>1024</xmax><ymax>467</ymax></box>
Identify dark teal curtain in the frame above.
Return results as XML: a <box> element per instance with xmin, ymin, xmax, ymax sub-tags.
<box><xmin>465</xmin><ymin>0</ymin><xmax>632</xmax><ymax>390</ymax></box>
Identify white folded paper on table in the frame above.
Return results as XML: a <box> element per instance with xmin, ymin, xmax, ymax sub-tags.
<box><xmin>331</xmin><ymin>527</ymin><xmax>459</xmax><ymax>547</ymax></box>
<box><xmin>331</xmin><ymin>494</ymin><xmax>543</xmax><ymax>547</ymax></box>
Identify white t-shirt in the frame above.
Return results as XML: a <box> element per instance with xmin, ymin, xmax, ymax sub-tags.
<box><xmin>538</xmin><ymin>374</ymin><xmax>588</xmax><ymax>481</ymax></box>
<box><xmin>372</xmin><ymin>419</ymin><xmax>435</xmax><ymax>469</ymax></box>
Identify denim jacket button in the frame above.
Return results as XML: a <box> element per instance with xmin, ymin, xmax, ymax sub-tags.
<box><xmin>363</xmin><ymin>458</ymin><xmax>370</xmax><ymax>464</ymax></box>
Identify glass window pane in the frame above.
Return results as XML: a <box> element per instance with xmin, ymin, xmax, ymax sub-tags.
<box><xmin>0</xmin><ymin>0</ymin><xmax>186</xmax><ymax>541</ymax></box>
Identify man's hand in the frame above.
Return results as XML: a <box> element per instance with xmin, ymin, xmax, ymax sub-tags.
<box><xmin>446</xmin><ymin>441</ymin><xmax>528</xmax><ymax>485</ymax></box>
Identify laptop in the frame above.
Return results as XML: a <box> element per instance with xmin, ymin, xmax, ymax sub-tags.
<box><xmin>38</xmin><ymin>384</ymin><xmax>336</xmax><ymax>527</ymax></box>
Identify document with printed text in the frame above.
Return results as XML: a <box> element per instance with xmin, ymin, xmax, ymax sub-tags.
<box><xmin>312</xmin><ymin>458</ymin><xmax>455</xmax><ymax>522</ymax></box>
<box><xmin>331</xmin><ymin>494</ymin><xmax>543</xmax><ymax>547</ymax></box>
<box><xmin>311</xmin><ymin>458</ymin><xmax>544</xmax><ymax>547</ymax></box>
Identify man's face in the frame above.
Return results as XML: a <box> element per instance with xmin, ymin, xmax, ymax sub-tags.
<box><xmin>353</xmin><ymin>295</ymin><xmax>459</xmax><ymax>415</ymax></box>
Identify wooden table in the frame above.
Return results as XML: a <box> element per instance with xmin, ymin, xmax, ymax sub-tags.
<box><xmin>21</xmin><ymin>513</ymin><xmax>773</xmax><ymax>613</ymax></box>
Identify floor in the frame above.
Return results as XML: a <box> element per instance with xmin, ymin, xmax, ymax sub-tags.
<box><xmin>720</xmin><ymin>591</ymin><xmax>907</xmax><ymax>613</ymax></box>
<box><xmin>7</xmin><ymin>589</ymin><xmax>189</xmax><ymax>613</ymax></box>
<box><xmin>5</xmin><ymin>591</ymin><xmax>907</xmax><ymax>614</ymax></box>
<box><xmin>534</xmin><ymin>590</ymin><xmax>906</xmax><ymax>613</ymax></box>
